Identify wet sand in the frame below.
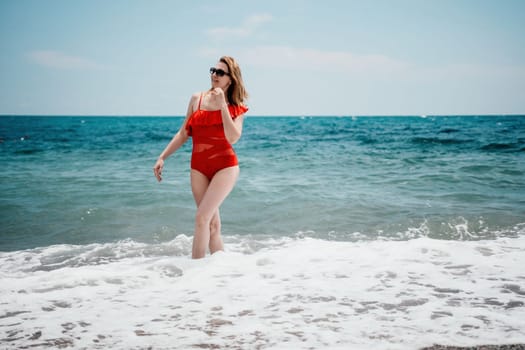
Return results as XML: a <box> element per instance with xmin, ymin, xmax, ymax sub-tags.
<box><xmin>421</xmin><ymin>345</ymin><xmax>525</xmax><ymax>350</ymax></box>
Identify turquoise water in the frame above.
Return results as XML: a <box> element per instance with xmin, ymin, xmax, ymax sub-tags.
<box><xmin>1</xmin><ymin>115</ymin><xmax>524</xmax><ymax>251</ymax></box>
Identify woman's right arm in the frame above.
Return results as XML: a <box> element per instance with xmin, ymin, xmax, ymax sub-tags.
<box><xmin>153</xmin><ymin>93</ymin><xmax>198</xmax><ymax>182</ymax></box>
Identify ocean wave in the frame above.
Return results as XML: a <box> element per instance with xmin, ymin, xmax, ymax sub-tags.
<box><xmin>0</xmin><ymin>236</ymin><xmax>193</xmax><ymax>273</ymax></box>
<box><xmin>2</xmin><ymin>219</ymin><xmax>524</xmax><ymax>274</ymax></box>
<box><xmin>411</xmin><ymin>136</ymin><xmax>472</xmax><ymax>146</ymax></box>
<box><xmin>439</xmin><ymin>128</ymin><xmax>461</xmax><ymax>134</ymax></box>
<box><xmin>13</xmin><ymin>148</ymin><xmax>44</xmax><ymax>155</ymax></box>
<box><xmin>459</xmin><ymin>165</ymin><xmax>495</xmax><ymax>173</ymax></box>
<box><xmin>144</xmin><ymin>131</ymin><xmax>171</xmax><ymax>141</ymax></box>
<box><xmin>481</xmin><ymin>142</ymin><xmax>523</xmax><ymax>152</ymax></box>
<box><xmin>0</xmin><ymin>235</ymin><xmax>297</xmax><ymax>273</ymax></box>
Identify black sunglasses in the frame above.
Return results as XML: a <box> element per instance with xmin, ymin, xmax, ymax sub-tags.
<box><xmin>210</xmin><ymin>67</ymin><xmax>230</xmax><ymax>77</ymax></box>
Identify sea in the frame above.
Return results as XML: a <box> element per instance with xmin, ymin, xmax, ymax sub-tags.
<box><xmin>1</xmin><ymin>115</ymin><xmax>524</xmax><ymax>349</ymax></box>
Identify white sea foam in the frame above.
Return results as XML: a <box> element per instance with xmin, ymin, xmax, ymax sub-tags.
<box><xmin>1</xmin><ymin>235</ymin><xmax>525</xmax><ymax>349</ymax></box>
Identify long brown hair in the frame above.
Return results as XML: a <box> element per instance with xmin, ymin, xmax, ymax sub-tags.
<box><xmin>219</xmin><ymin>56</ymin><xmax>248</xmax><ymax>106</ymax></box>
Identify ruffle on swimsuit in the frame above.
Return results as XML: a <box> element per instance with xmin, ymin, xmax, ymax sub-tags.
<box><xmin>185</xmin><ymin>104</ymin><xmax>248</xmax><ymax>136</ymax></box>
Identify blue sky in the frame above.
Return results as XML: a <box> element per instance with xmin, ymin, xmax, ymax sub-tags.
<box><xmin>1</xmin><ymin>0</ymin><xmax>524</xmax><ymax>116</ymax></box>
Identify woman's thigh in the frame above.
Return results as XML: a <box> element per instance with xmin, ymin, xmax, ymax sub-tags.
<box><xmin>195</xmin><ymin>166</ymin><xmax>239</xmax><ymax>219</ymax></box>
<box><xmin>190</xmin><ymin>169</ymin><xmax>210</xmax><ymax>206</ymax></box>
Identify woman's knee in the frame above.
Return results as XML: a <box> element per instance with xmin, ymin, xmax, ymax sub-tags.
<box><xmin>195</xmin><ymin>210</ymin><xmax>212</xmax><ymax>229</ymax></box>
<box><xmin>209</xmin><ymin>215</ymin><xmax>221</xmax><ymax>236</ymax></box>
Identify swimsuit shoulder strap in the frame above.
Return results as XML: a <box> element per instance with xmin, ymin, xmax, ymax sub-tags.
<box><xmin>198</xmin><ymin>93</ymin><xmax>203</xmax><ymax>110</ymax></box>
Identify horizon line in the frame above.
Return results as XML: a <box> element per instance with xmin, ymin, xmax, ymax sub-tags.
<box><xmin>1</xmin><ymin>114</ymin><xmax>525</xmax><ymax>118</ymax></box>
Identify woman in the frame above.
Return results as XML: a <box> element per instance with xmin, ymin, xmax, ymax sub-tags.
<box><xmin>153</xmin><ymin>56</ymin><xmax>248</xmax><ymax>259</ymax></box>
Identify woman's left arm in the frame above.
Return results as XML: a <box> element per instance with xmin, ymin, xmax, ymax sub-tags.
<box><xmin>210</xmin><ymin>87</ymin><xmax>244</xmax><ymax>144</ymax></box>
<box><xmin>220</xmin><ymin>104</ymin><xmax>244</xmax><ymax>144</ymax></box>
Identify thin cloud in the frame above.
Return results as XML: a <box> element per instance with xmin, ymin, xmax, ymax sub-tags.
<box><xmin>206</xmin><ymin>13</ymin><xmax>273</xmax><ymax>39</ymax></box>
<box><xmin>239</xmin><ymin>46</ymin><xmax>525</xmax><ymax>93</ymax></box>
<box><xmin>236</xmin><ymin>45</ymin><xmax>409</xmax><ymax>76</ymax></box>
<box><xmin>28</xmin><ymin>50</ymin><xmax>106</xmax><ymax>71</ymax></box>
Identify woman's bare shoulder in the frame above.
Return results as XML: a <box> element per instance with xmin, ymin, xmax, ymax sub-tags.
<box><xmin>187</xmin><ymin>92</ymin><xmax>202</xmax><ymax>110</ymax></box>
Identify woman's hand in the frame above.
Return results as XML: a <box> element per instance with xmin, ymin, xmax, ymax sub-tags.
<box><xmin>208</xmin><ymin>88</ymin><xmax>228</xmax><ymax>110</ymax></box>
<box><xmin>153</xmin><ymin>158</ymin><xmax>164</xmax><ymax>182</ymax></box>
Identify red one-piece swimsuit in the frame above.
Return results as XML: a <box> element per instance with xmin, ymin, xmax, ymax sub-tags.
<box><xmin>185</xmin><ymin>94</ymin><xmax>248</xmax><ymax>180</ymax></box>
